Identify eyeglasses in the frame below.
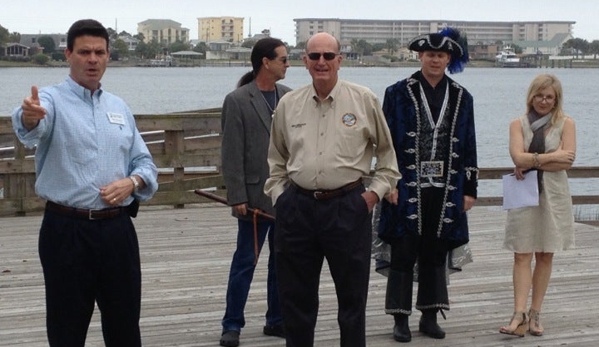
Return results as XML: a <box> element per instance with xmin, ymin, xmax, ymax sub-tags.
<box><xmin>307</xmin><ymin>52</ymin><xmax>338</xmax><ymax>61</ymax></box>
<box><xmin>271</xmin><ymin>56</ymin><xmax>288</xmax><ymax>64</ymax></box>
<box><xmin>533</xmin><ymin>94</ymin><xmax>556</xmax><ymax>103</ymax></box>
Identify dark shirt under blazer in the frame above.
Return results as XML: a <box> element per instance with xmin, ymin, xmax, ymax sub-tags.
<box><xmin>221</xmin><ymin>81</ymin><xmax>291</xmax><ymax>220</ymax></box>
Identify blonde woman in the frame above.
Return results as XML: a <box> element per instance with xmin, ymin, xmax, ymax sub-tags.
<box><xmin>500</xmin><ymin>74</ymin><xmax>576</xmax><ymax>337</ymax></box>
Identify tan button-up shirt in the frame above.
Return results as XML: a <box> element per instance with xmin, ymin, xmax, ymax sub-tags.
<box><xmin>264</xmin><ymin>79</ymin><xmax>400</xmax><ymax>204</ymax></box>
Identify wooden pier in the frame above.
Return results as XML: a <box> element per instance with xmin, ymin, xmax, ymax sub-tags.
<box><xmin>2</xmin><ymin>109</ymin><xmax>599</xmax><ymax>346</ymax></box>
<box><xmin>2</xmin><ymin>204</ymin><xmax>599</xmax><ymax>347</ymax></box>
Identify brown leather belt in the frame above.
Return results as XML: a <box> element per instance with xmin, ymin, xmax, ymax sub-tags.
<box><xmin>292</xmin><ymin>179</ymin><xmax>363</xmax><ymax>200</ymax></box>
<box><xmin>46</xmin><ymin>201</ymin><xmax>127</xmax><ymax>220</ymax></box>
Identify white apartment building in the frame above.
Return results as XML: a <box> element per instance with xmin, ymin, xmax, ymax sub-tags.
<box><xmin>137</xmin><ymin>19</ymin><xmax>190</xmax><ymax>44</ymax></box>
<box><xmin>294</xmin><ymin>18</ymin><xmax>575</xmax><ymax>47</ymax></box>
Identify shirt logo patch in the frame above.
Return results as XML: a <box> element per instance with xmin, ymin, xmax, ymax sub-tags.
<box><xmin>291</xmin><ymin>123</ymin><xmax>307</xmax><ymax>129</ymax></box>
<box><xmin>342</xmin><ymin>113</ymin><xmax>357</xmax><ymax>127</ymax></box>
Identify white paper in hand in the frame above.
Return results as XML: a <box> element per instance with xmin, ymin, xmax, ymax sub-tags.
<box><xmin>502</xmin><ymin>170</ymin><xmax>539</xmax><ymax>210</ymax></box>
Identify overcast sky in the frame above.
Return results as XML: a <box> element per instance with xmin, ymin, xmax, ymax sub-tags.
<box><xmin>1</xmin><ymin>0</ymin><xmax>596</xmax><ymax>45</ymax></box>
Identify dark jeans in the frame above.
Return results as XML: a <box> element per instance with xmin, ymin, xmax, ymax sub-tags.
<box><xmin>39</xmin><ymin>209</ymin><xmax>142</xmax><ymax>347</ymax></box>
<box><xmin>222</xmin><ymin>219</ymin><xmax>281</xmax><ymax>332</ymax></box>
<box><xmin>274</xmin><ymin>184</ymin><xmax>371</xmax><ymax>347</ymax></box>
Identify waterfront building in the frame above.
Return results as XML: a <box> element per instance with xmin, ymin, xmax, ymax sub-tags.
<box><xmin>515</xmin><ymin>33</ymin><xmax>572</xmax><ymax>56</ymax></box>
<box><xmin>247</xmin><ymin>29</ymin><xmax>272</xmax><ymax>42</ymax></box>
<box><xmin>294</xmin><ymin>18</ymin><xmax>574</xmax><ymax>50</ymax></box>
<box><xmin>118</xmin><ymin>35</ymin><xmax>140</xmax><ymax>52</ymax></box>
<box><xmin>1</xmin><ymin>43</ymin><xmax>31</xmax><ymax>57</ymax></box>
<box><xmin>18</xmin><ymin>34</ymin><xmax>67</xmax><ymax>53</ymax></box>
<box><xmin>198</xmin><ymin>17</ymin><xmax>244</xmax><ymax>43</ymax></box>
<box><xmin>137</xmin><ymin>19</ymin><xmax>190</xmax><ymax>44</ymax></box>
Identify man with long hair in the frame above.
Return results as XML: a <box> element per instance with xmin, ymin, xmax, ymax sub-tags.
<box><xmin>219</xmin><ymin>37</ymin><xmax>290</xmax><ymax>347</ymax></box>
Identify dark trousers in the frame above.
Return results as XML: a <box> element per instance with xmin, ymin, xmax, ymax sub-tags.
<box><xmin>274</xmin><ymin>184</ymin><xmax>371</xmax><ymax>347</ymax></box>
<box><xmin>386</xmin><ymin>188</ymin><xmax>449</xmax><ymax>314</ymax></box>
<box><xmin>222</xmin><ymin>219</ymin><xmax>281</xmax><ymax>332</ymax></box>
<box><xmin>39</xmin><ymin>209</ymin><xmax>142</xmax><ymax>347</ymax></box>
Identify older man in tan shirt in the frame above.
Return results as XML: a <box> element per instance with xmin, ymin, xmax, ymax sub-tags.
<box><xmin>264</xmin><ymin>32</ymin><xmax>399</xmax><ymax>347</ymax></box>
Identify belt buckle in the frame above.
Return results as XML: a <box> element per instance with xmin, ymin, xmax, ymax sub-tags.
<box><xmin>313</xmin><ymin>191</ymin><xmax>324</xmax><ymax>200</ymax></box>
<box><xmin>88</xmin><ymin>209</ymin><xmax>101</xmax><ymax>220</ymax></box>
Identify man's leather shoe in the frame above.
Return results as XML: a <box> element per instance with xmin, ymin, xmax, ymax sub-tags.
<box><xmin>219</xmin><ymin>330</ymin><xmax>240</xmax><ymax>347</ymax></box>
<box><xmin>263</xmin><ymin>324</ymin><xmax>285</xmax><ymax>338</ymax></box>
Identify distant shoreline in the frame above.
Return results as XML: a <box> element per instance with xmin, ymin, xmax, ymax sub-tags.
<box><xmin>2</xmin><ymin>59</ymin><xmax>598</xmax><ymax>69</ymax></box>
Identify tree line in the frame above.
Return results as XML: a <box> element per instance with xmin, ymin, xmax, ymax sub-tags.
<box><xmin>0</xmin><ymin>24</ymin><xmax>208</xmax><ymax>64</ymax></box>
<box><xmin>561</xmin><ymin>38</ymin><xmax>599</xmax><ymax>58</ymax></box>
<box><xmin>3</xmin><ymin>22</ymin><xmax>599</xmax><ymax>64</ymax></box>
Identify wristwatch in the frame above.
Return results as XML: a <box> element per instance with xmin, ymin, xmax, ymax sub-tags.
<box><xmin>129</xmin><ymin>176</ymin><xmax>140</xmax><ymax>193</ymax></box>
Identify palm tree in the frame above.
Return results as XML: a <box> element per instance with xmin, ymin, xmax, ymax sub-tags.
<box><xmin>563</xmin><ymin>38</ymin><xmax>589</xmax><ymax>58</ymax></box>
<box><xmin>588</xmin><ymin>40</ymin><xmax>599</xmax><ymax>59</ymax></box>
<box><xmin>386</xmin><ymin>38</ymin><xmax>398</xmax><ymax>56</ymax></box>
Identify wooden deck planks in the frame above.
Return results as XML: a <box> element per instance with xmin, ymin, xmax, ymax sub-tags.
<box><xmin>1</xmin><ymin>204</ymin><xmax>599</xmax><ymax>347</ymax></box>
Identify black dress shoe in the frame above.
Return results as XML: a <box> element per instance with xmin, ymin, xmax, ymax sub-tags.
<box><xmin>219</xmin><ymin>330</ymin><xmax>240</xmax><ymax>347</ymax></box>
<box><xmin>263</xmin><ymin>324</ymin><xmax>285</xmax><ymax>338</ymax></box>
<box><xmin>419</xmin><ymin>314</ymin><xmax>445</xmax><ymax>339</ymax></box>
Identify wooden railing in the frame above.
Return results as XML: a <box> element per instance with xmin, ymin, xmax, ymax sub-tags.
<box><xmin>0</xmin><ymin>109</ymin><xmax>227</xmax><ymax>216</ymax></box>
<box><xmin>475</xmin><ymin>167</ymin><xmax>599</xmax><ymax>206</ymax></box>
<box><xmin>1</xmin><ymin>109</ymin><xmax>599</xmax><ymax>216</ymax></box>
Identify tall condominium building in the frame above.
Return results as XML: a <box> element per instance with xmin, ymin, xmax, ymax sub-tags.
<box><xmin>294</xmin><ymin>18</ymin><xmax>575</xmax><ymax>46</ymax></box>
<box><xmin>137</xmin><ymin>19</ymin><xmax>189</xmax><ymax>44</ymax></box>
<box><xmin>198</xmin><ymin>17</ymin><xmax>244</xmax><ymax>43</ymax></box>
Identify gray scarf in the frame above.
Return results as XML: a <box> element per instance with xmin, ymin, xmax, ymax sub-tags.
<box><xmin>527</xmin><ymin>111</ymin><xmax>552</xmax><ymax>192</ymax></box>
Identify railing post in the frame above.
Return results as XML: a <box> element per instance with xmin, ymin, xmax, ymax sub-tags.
<box><xmin>13</xmin><ymin>136</ymin><xmax>28</xmax><ymax>215</ymax></box>
<box><xmin>164</xmin><ymin>129</ymin><xmax>185</xmax><ymax>209</ymax></box>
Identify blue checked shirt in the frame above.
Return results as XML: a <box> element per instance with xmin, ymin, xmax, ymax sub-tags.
<box><xmin>12</xmin><ymin>76</ymin><xmax>158</xmax><ymax>209</ymax></box>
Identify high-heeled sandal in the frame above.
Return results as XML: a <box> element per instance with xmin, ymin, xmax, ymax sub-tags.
<box><xmin>528</xmin><ymin>309</ymin><xmax>544</xmax><ymax>336</ymax></box>
<box><xmin>499</xmin><ymin>312</ymin><xmax>528</xmax><ymax>337</ymax></box>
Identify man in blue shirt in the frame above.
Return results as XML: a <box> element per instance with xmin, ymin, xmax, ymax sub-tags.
<box><xmin>12</xmin><ymin>19</ymin><xmax>158</xmax><ymax>347</ymax></box>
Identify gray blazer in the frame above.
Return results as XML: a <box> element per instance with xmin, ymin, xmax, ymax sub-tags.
<box><xmin>221</xmin><ymin>80</ymin><xmax>291</xmax><ymax>220</ymax></box>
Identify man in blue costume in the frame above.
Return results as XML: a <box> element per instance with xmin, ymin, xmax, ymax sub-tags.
<box><xmin>378</xmin><ymin>28</ymin><xmax>478</xmax><ymax>343</ymax></box>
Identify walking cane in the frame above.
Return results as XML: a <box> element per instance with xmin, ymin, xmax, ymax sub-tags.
<box><xmin>194</xmin><ymin>189</ymin><xmax>274</xmax><ymax>265</ymax></box>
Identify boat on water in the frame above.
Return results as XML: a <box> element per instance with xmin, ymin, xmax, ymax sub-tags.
<box><xmin>495</xmin><ymin>48</ymin><xmax>521</xmax><ymax>67</ymax></box>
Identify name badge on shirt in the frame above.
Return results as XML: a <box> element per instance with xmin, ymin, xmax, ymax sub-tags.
<box><xmin>107</xmin><ymin>112</ymin><xmax>125</xmax><ymax>125</ymax></box>
<box><xmin>421</xmin><ymin>161</ymin><xmax>444</xmax><ymax>177</ymax></box>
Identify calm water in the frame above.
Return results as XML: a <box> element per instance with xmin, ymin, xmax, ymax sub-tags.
<box><xmin>1</xmin><ymin>66</ymin><xmax>598</xmax><ymax>209</ymax></box>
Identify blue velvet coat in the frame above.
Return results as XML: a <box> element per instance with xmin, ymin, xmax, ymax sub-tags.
<box><xmin>378</xmin><ymin>72</ymin><xmax>478</xmax><ymax>248</ymax></box>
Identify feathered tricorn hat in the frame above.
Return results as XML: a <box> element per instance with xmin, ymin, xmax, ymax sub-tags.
<box><xmin>408</xmin><ymin>27</ymin><xmax>469</xmax><ymax>74</ymax></box>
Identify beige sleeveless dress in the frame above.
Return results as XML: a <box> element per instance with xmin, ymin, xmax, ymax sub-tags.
<box><xmin>504</xmin><ymin>115</ymin><xmax>575</xmax><ymax>253</ymax></box>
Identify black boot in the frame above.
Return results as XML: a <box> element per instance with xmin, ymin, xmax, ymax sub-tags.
<box><xmin>386</xmin><ymin>270</ymin><xmax>414</xmax><ymax>342</ymax></box>
<box><xmin>393</xmin><ymin>314</ymin><xmax>411</xmax><ymax>342</ymax></box>
<box><xmin>419</xmin><ymin>310</ymin><xmax>445</xmax><ymax>339</ymax></box>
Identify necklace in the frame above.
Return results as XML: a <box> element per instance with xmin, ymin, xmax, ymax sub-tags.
<box><xmin>260</xmin><ymin>88</ymin><xmax>278</xmax><ymax>116</ymax></box>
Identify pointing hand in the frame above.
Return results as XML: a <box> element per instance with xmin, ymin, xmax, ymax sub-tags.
<box><xmin>21</xmin><ymin>85</ymin><xmax>47</xmax><ymax>130</ymax></box>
